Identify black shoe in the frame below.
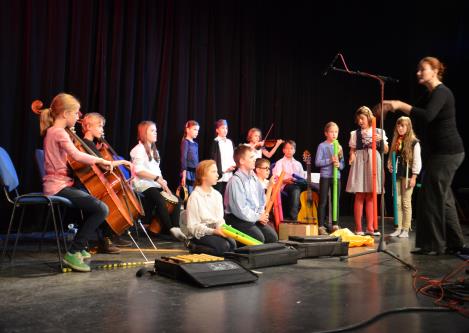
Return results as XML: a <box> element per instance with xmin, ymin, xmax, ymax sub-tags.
<box><xmin>445</xmin><ymin>246</ymin><xmax>469</xmax><ymax>255</ymax></box>
<box><xmin>411</xmin><ymin>248</ymin><xmax>439</xmax><ymax>256</ymax></box>
<box><xmin>98</xmin><ymin>237</ymin><xmax>121</xmax><ymax>254</ymax></box>
<box><xmin>112</xmin><ymin>236</ymin><xmax>132</xmax><ymax>247</ymax></box>
<box><xmin>459</xmin><ymin>246</ymin><xmax>469</xmax><ymax>255</ymax></box>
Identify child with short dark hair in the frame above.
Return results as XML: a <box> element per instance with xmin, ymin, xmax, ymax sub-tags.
<box><xmin>272</xmin><ymin>140</ymin><xmax>306</xmax><ymax>220</ymax></box>
<box><xmin>210</xmin><ymin>119</ymin><xmax>236</xmax><ymax>197</ymax></box>
<box><xmin>254</xmin><ymin>158</ymin><xmax>272</xmax><ymax>191</ymax></box>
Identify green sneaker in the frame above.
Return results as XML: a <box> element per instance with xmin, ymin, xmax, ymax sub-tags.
<box><xmin>80</xmin><ymin>249</ymin><xmax>92</xmax><ymax>259</ymax></box>
<box><xmin>63</xmin><ymin>252</ymin><xmax>91</xmax><ymax>272</ymax></box>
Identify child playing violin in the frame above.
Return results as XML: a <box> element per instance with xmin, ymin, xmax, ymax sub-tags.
<box><xmin>246</xmin><ymin>127</ymin><xmax>283</xmax><ymax>159</ymax></box>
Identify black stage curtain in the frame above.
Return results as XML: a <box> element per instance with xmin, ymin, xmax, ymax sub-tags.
<box><xmin>1</xmin><ymin>0</ymin><xmax>468</xmax><ymax>226</ymax></box>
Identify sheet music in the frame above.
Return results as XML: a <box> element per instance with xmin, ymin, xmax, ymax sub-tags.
<box><xmin>309</xmin><ymin>173</ymin><xmax>320</xmax><ymax>184</ymax></box>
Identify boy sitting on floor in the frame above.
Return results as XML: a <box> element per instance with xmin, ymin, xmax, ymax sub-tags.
<box><xmin>224</xmin><ymin>145</ymin><xmax>278</xmax><ymax>243</ymax></box>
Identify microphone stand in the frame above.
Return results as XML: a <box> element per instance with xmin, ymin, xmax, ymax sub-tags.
<box><xmin>327</xmin><ymin>62</ymin><xmax>414</xmax><ymax>270</ymax></box>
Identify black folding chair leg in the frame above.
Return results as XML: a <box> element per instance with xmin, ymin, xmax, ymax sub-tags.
<box><xmin>11</xmin><ymin>206</ymin><xmax>26</xmax><ymax>263</ymax></box>
<box><xmin>0</xmin><ymin>203</ymin><xmax>19</xmax><ymax>265</ymax></box>
<box><xmin>39</xmin><ymin>207</ymin><xmax>52</xmax><ymax>252</ymax></box>
<box><xmin>50</xmin><ymin>204</ymin><xmax>64</xmax><ymax>271</ymax></box>
<box><xmin>57</xmin><ymin>206</ymin><xmax>68</xmax><ymax>250</ymax></box>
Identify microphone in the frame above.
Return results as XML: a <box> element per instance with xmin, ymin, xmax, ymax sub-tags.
<box><xmin>322</xmin><ymin>53</ymin><xmax>339</xmax><ymax>76</ymax></box>
<box><xmin>377</xmin><ymin>74</ymin><xmax>399</xmax><ymax>84</ymax></box>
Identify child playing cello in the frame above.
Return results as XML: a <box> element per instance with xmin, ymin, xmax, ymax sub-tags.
<box><xmin>39</xmin><ymin>93</ymin><xmax>115</xmax><ymax>272</ymax></box>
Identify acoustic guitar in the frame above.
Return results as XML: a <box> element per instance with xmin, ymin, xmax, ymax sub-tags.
<box><xmin>297</xmin><ymin>150</ymin><xmax>318</xmax><ymax>224</ymax></box>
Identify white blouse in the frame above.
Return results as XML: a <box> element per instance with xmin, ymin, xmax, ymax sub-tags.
<box><xmin>130</xmin><ymin>142</ymin><xmax>163</xmax><ymax>192</ymax></box>
<box><xmin>349</xmin><ymin>128</ymin><xmax>388</xmax><ymax>148</ymax></box>
<box><xmin>215</xmin><ymin>136</ymin><xmax>236</xmax><ymax>182</ymax></box>
<box><xmin>185</xmin><ymin>186</ymin><xmax>225</xmax><ymax>239</ymax></box>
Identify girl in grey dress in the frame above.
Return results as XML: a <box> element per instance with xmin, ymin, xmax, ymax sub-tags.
<box><xmin>346</xmin><ymin>106</ymin><xmax>388</xmax><ymax>235</ymax></box>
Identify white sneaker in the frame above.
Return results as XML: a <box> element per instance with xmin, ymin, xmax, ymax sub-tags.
<box><xmin>389</xmin><ymin>229</ymin><xmax>402</xmax><ymax>237</ymax></box>
<box><xmin>373</xmin><ymin>231</ymin><xmax>381</xmax><ymax>236</ymax></box>
<box><xmin>356</xmin><ymin>231</ymin><xmax>365</xmax><ymax>236</ymax></box>
<box><xmin>170</xmin><ymin>227</ymin><xmax>187</xmax><ymax>241</ymax></box>
<box><xmin>398</xmin><ymin>230</ymin><xmax>409</xmax><ymax>238</ymax></box>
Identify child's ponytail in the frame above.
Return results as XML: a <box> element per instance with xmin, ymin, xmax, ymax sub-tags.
<box><xmin>39</xmin><ymin>108</ymin><xmax>54</xmax><ymax>136</ymax></box>
<box><xmin>38</xmin><ymin>93</ymin><xmax>80</xmax><ymax>136</ymax></box>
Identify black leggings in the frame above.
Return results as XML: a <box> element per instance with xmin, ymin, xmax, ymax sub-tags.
<box><xmin>191</xmin><ymin>235</ymin><xmax>236</xmax><ymax>256</ymax></box>
<box><xmin>318</xmin><ymin>177</ymin><xmax>341</xmax><ymax>228</ymax></box>
<box><xmin>56</xmin><ymin>187</ymin><xmax>108</xmax><ymax>252</ymax></box>
<box><xmin>143</xmin><ymin>187</ymin><xmax>181</xmax><ymax>231</ymax></box>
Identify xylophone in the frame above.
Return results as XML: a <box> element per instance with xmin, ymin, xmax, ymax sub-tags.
<box><xmin>156</xmin><ymin>253</ymin><xmax>258</xmax><ymax>287</ymax></box>
<box><xmin>161</xmin><ymin>253</ymin><xmax>224</xmax><ymax>264</ymax></box>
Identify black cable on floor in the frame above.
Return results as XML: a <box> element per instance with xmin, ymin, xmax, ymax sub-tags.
<box><xmin>313</xmin><ymin>307</ymin><xmax>453</xmax><ymax>333</ymax></box>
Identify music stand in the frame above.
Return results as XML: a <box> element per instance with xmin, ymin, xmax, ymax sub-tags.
<box><xmin>324</xmin><ymin>53</ymin><xmax>414</xmax><ymax>270</ymax></box>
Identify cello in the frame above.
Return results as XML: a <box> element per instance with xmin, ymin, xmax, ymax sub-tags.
<box><xmin>96</xmin><ymin>135</ymin><xmax>145</xmax><ymax>218</ymax></box>
<box><xmin>32</xmin><ymin>100</ymin><xmax>141</xmax><ymax>235</ymax></box>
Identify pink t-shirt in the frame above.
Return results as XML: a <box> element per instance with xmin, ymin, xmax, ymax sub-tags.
<box><xmin>43</xmin><ymin>127</ymin><xmax>101</xmax><ymax>195</ymax></box>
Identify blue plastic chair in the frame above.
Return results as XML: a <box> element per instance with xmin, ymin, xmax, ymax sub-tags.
<box><xmin>0</xmin><ymin>147</ymin><xmax>73</xmax><ymax>271</ymax></box>
<box><xmin>112</xmin><ymin>154</ymin><xmax>131</xmax><ymax>180</ymax></box>
<box><xmin>34</xmin><ymin>149</ymin><xmax>46</xmax><ymax>179</ymax></box>
<box><xmin>35</xmin><ymin>149</ymin><xmax>83</xmax><ymax>251</ymax></box>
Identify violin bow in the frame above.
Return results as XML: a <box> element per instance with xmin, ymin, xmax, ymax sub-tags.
<box><xmin>263</xmin><ymin>123</ymin><xmax>274</xmax><ymax>142</ymax></box>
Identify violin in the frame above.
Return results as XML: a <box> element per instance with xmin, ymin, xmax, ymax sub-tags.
<box><xmin>263</xmin><ymin>139</ymin><xmax>282</xmax><ymax>148</ymax></box>
<box><xmin>254</xmin><ymin>123</ymin><xmax>284</xmax><ymax>149</ymax></box>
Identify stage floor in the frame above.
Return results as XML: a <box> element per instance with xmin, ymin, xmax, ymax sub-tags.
<box><xmin>1</xmin><ymin>217</ymin><xmax>468</xmax><ymax>333</ymax></box>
